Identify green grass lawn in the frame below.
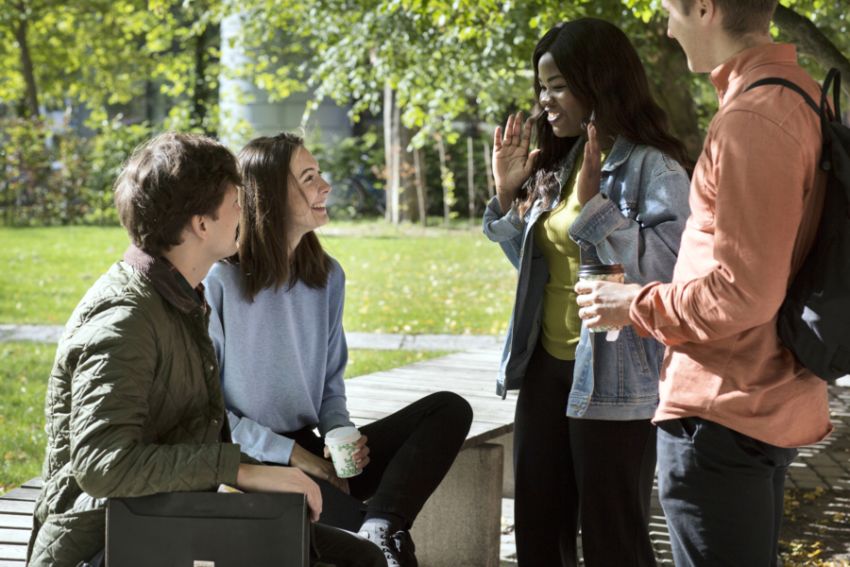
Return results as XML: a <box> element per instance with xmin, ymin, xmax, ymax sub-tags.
<box><xmin>0</xmin><ymin>342</ymin><xmax>450</xmax><ymax>492</ymax></box>
<box><xmin>0</xmin><ymin>224</ymin><xmax>516</xmax><ymax>335</ymax></box>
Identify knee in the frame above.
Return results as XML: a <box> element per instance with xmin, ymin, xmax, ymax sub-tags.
<box><xmin>431</xmin><ymin>391</ymin><xmax>473</xmax><ymax>430</ymax></box>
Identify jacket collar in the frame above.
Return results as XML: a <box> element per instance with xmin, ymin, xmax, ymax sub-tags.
<box><xmin>600</xmin><ymin>136</ymin><xmax>636</xmax><ymax>173</ymax></box>
<box><xmin>710</xmin><ymin>43</ymin><xmax>798</xmax><ymax>107</ymax></box>
<box><xmin>123</xmin><ymin>245</ymin><xmax>206</xmax><ymax>315</ymax></box>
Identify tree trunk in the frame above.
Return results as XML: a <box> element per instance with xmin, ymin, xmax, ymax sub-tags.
<box><xmin>192</xmin><ymin>22</ymin><xmax>220</xmax><ymax>136</ymax></box>
<box><xmin>774</xmin><ymin>5</ymin><xmax>850</xmax><ymax>100</ymax></box>
<box><xmin>14</xmin><ymin>9</ymin><xmax>39</xmax><ymax>118</ymax></box>
<box><xmin>482</xmin><ymin>138</ymin><xmax>495</xmax><ymax>199</ymax></box>
<box><xmin>467</xmin><ymin>136</ymin><xmax>476</xmax><ymax>226</ymax></box>
<box><xmin>413</xmin><ymin>146</ymin><xmax>427</xmax><ymax>227</ymax></box>
<box><xmin>436</xmin><ymin>135</ymin><xmax>452</xmax><ymax>226</ymax></box>
<box><xmin>390</xmin><ymin>101</ymin><xmax>402</xmax><ymax>224</ymax></box>
<box><xmin>383</xmin><ymin>82</ymin><xmax>394</xmax><ymax>223</ymax></box>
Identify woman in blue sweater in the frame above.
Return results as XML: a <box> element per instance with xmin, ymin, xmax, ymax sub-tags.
<box><xmin>204</xmin><ymin>132</ymin><xmax>472</xmax><ymax>567</ymax></box>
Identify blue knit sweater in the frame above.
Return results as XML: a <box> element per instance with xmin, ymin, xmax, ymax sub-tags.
<box><xmin>204</xmin><ymin>259</ymin><xmax>352</xmax><ymax>465</ymax></box>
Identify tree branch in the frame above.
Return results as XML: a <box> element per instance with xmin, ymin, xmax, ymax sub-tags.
<box><xmin>773</xmin><ymin>4</ymin><xmax>850</xmax><ymax>100</ymax></box>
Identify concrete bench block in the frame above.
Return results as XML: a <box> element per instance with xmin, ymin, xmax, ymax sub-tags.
<box><xmin>411</xmin><ymin>443</ymin><xmax>504</xmax><ymax>567</ymax></box>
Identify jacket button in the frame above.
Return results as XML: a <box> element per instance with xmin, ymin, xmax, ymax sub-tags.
<box><xmin>208</xmin><ymin>364</ymin><xmax>214</xmax><ymax>372</ymax></box>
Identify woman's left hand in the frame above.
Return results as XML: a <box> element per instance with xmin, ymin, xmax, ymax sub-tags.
<box><xmin>577</xmin><ymin>122</ymin><xmax>602</xmax><ymax>206</ymax></box>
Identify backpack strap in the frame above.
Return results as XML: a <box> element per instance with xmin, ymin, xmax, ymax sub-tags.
<box><xmin>745</xmin><ymin>70</ymin><xmax>842</xmax><ymax>172</ymax></box>
<box><xmin>745</xmin><ymin>77</ymin><xmax>820</xmax><ymax>114</ymax></box>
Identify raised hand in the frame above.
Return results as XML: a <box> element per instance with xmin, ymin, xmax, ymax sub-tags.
<box><xmin>493</xmin><ymin>111</ymin><xmax>541</xmax><ymax>214</ymax></box>
<box><xmin>576</xmin><ymin>121</ymin><xmax>602</xmax><ymax>206</ymax></box>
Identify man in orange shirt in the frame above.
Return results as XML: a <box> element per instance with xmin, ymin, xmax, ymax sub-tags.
<box><xmin>574</xmin><ymin>1</ymin><xmax>832</xmax><ymax>565</ymax></box>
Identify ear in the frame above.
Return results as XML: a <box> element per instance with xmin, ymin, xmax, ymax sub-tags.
<box><xmin>188</xmin><ymin>214</ymin><xmax>208</xmax><ymax>241</ymax></box>
<box><xmin>699</xmin><ymin>0</ymin><xmax>716</xmax><ymax>21</ymax></box>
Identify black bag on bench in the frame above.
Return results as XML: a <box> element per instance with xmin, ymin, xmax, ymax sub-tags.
<box><xmin>106</xmin><ymin>491</ymin><xmax>309</xmax><ymax>567</ymax></box>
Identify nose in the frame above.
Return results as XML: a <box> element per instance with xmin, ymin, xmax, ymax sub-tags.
<box><xmin>539</xmin><ymin>88</ymin><xmax>551</xmax><ymax>106</ymax></box>
<box><xmin>320</xmin><ymin>176</ymin><xmax>332</xmax><ymax>195</ymax></box>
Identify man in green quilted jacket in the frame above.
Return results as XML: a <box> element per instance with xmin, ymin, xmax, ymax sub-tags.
<box><xmin>27</xmin><ymin>133</ymin><xmax>385</xmax><ymax>567</ymax></box>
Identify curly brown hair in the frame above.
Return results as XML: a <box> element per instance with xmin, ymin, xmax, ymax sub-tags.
<box><xmin>113</xmin><ymin>132</ymin><xmax>241</xmax><ymax>256</ymax></box>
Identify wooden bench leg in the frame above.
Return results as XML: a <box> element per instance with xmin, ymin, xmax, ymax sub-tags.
<box><xmin>411</xmin><ymin>443</ymin><xmax>504</xmax><ymax>567</ymax></box>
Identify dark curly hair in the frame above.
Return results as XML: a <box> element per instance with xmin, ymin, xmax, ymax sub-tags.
<box><xmin>113</xmin><ymin>132</ymin><xmax>241</xmax><ymax>256</ymax></box>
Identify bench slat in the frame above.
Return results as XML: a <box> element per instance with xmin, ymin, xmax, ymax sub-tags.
<box><xmin>0</xmin><ymin>529</ymin><xmax>30</xmax><ymax>545</ymax></box>
<box><xmin>0</xmin><ymin>515</ymin><xmax>32</xmax><ymax>531</ymax></box>
<box><xmin>0</xmin><ymin>488</ymin><xmax>39</xmax><ymax>503</ymax></box>
<box><xmin>0</xmin><ymin>543</ymin><xmax>27</xmax><ymax>561</ymax></box>
<box><xmin>0</xmin><ymin>502</ymin><xmax>34</xmax><ymax>516</ymax></box>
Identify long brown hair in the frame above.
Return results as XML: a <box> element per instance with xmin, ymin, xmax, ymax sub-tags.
<box><xmin>518</xmin><ymin>18</ymin><xmax>693</xmax><ymax>216</ymax></box>
<box><xmin>234</xmin><ymin>132</ymin><xmax>331</xmax><ymax>301</ymax></box>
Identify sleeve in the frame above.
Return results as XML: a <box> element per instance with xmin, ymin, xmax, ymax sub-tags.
<box><xmin>69</xmin><ymin>307</ymin><xmax>242</xmax><ymax>498</ymax></box>
<box><xmin>630</xmin><ymin>112</ymin><xmax>807</xmax><ymax>345</ymax></box>
<box><xmin>482</xmin><ymin>195</ymin><xmax>524</xmax><ymax>269</ymax></box>
<box><xmin>318</xmin><ymin>263</ymin><xmax>353</xmax><ymax>435</ymax></box>
<box><xmin>227</xmin><ymin>411</ymin><xmax>295</xmax><ymax>465</ymax></box>
<box><xmin>570</xmin><ymin>160</ymin><xmax>691</xmax><ymax>285</ymax></box>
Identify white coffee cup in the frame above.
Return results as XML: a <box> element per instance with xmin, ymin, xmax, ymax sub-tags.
<box><xmin>325</xmin><ymin>426</ymin><xmax>362</xmax><ymax>478</ymax></box>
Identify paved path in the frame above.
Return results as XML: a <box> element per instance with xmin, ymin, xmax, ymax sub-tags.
<box><xmin>0</xmin><ymin>324</ymin><xmax>504</xmax><ymax>351</ymax></box>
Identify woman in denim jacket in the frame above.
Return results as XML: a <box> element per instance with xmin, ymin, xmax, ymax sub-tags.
<box><xmin>483</xmin><ymin>19</ymin><xmax>691</xmax><ymax>567</ymax></box>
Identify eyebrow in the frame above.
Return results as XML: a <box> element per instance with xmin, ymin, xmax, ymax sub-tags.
<box><xmin>540</xmin><ymin>74</ymin><xmax>566</xmax><ymax>83</ymax></box>
<box><xmin>298</xmin><ymin>167</ymin><xmax>317</xmax><ymax>180</ymax></box>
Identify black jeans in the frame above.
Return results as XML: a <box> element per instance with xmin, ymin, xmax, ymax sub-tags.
<box><xmin>287</xmin><ymin>391</ymin><xmax>473</xmax><ymax>531</ymax></box>
<box><xmin>657</xmin><ymin>417</ymin><xmax>797</xmax><ymax>567</ymax></box>
<box><xmin>514</xmin><ymin>342</ymin><xmax>657</xmax><ymax>567</ymax></box>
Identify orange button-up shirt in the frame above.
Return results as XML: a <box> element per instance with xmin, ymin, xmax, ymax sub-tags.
<box><xmin>629</xmin><ymin>43</ymin><xmax>832</xmax><ymax>448</ymax></box>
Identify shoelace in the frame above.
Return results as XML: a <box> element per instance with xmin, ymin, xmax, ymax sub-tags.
<box><xmin>358</xmin><ymin>525</ymin><xmax>401</xmax><ymax>567</ymax></box>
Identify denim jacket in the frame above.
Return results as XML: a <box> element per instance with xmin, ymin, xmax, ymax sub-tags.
<box><xmin>483</xmin><ymin>137</ymin><xmax>690</xmax><ymax>420</ymax></box>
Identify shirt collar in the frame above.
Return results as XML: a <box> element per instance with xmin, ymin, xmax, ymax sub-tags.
<box><xmin>123</xmin><ymin>245</ymin><xmax>207</xmax><ymax>314</ymax></box>
<box><xmin>710</xmin><ymin>43</ymin><xmax>798</xmax><ymax>106</ymax></box>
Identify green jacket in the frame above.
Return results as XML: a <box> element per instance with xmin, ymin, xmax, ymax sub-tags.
<box><xmin>28</xmin><ymin>246</ymin><xmax>246</xmax><ymax>567</ymax></box>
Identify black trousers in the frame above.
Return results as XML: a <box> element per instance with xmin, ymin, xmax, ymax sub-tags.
<box><xmin>513</xmin><ymin>342</ymin><xmax>657</xmax><ymax>567</ymax></box>
<box><xmin>657</xmin><ymin>417</ymin><xmax>797</xmax><ymax>567</ymax></box>
<box><xmin>287</xmin><ymin>391</ymin><xmax>473</xmax><ymax>531</ymax></box>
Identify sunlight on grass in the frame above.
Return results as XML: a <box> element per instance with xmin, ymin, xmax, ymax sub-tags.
<box><xmin>0</xmin><ymin>225</ymin><xmax>517</xmax><ymax>334</ymax></box>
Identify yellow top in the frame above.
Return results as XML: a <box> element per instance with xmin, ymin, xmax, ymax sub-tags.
<box><xmin>533</xmin><ymin>150</ymin><xmax>606</xmax><ymax>361</ymax></box>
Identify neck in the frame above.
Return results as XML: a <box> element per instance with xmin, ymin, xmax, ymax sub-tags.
<box><xmin>288</xmin><ymin>230</ymin><xmax>306</xmax><ymax>257</ymax></box>
<box><xmin>162</xmin><ymin>244</ymin><xmax>213</xmax><ymax>289</ymax></box>
<box><xmin>712</xmin><ymin>33</ymin><xmax>772</xmax><ymax>70</ymax></box>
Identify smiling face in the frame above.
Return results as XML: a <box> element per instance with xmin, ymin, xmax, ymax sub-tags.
<box><xmin>537</xmin><ymin>52</ymin><xmax>588</xmax><ymax>138</ymax></box>
<box><xmin>287</xmin><ymin>146</ymin><xmax>331</xmax><ymax>241</ymax></box>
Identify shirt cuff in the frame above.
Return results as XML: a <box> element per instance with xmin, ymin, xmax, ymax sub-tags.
<box><xmin>216</xmin><ymin>443</ymin><xmax>243</xmax><ymax>486</ymax></box>
<box><xmin>569</xmin><ymin>193</ymin><xmax>629</xmax><ymax>248</ymax></box>
<box><xmin>484</xmin><ymin>196</ymin><xmax>523</xmax><ymax>239</ymax></box>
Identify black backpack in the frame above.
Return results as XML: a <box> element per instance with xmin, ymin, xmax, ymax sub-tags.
<box><xmin>745</xmin><ymin>69</ymin><xmax>850</xmax><ymax>383</ymax></box>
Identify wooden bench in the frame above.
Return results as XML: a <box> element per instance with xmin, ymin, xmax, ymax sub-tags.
<box><xmin>0</xmin><ymin>348</ymin><xmax>513</xmax><ymax>567</ymax></box>
<box><xmin>0</xmin><ymin>478</ymin><xmax>40</xmax><ymax>566</ymax></box>
<box><xmin>346</xmin><ymin>348</ymin><xmax>514</xmax><ymax>567</ymax></box>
